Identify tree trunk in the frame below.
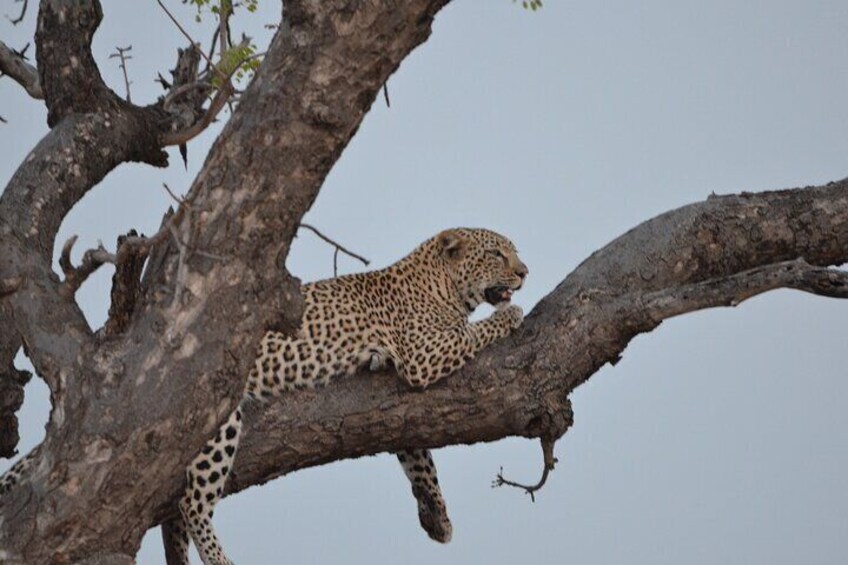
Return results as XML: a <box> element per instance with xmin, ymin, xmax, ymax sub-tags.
<box><xmin>0</xmin><ymin>1</ymin><xmax>846</xmax><ymax>563</ymax></box>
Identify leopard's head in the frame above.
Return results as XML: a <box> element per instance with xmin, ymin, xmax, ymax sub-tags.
<box><xmin>436</xmin><ymin>228</ymin><xmax>528</xmax><ymax>311</ymax></box>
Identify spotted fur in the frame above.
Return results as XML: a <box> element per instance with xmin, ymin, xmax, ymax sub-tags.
<box><xmin>176</xmin><ymin>228</ymin><xmax>527</xmax><ymax>564</ymax></box>
<box><xmin>2</xmin><ymin>228</ymin><xmax>527</xmax><ymax>565</ymax></box>
<box><xmin>0</xmin><ymin>451</ymin><xmax>35</xmax><ymax>495</ymax></box>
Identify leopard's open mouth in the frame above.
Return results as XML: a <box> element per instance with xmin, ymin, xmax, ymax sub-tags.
<box><xmin>484</xmin><ymin>285</ymin><xmax>514</xmax><ymax>305</ymax></box>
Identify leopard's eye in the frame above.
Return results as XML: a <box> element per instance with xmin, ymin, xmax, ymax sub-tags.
<box><xmin>488</xmin><ymin>249</ymin><xmax>507</xmax><ymax>263</ymax></box>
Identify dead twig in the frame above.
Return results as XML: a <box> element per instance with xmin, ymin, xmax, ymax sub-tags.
<box><xmin>161</xmin><ymin>183</ymin><xmax>187</xmax><ymax>206</ymax></box>
<box><xmin>157</xmin><ymin>4</ymin><xmax>255</xmax><ymax>148</ymax></box>
<box><xmin>298</xmin><ymin>223</ymin><xmax>370</xmax><ymax>274</ymax></box>
<box><xmin>492</xmin><ymin>437</ymin><xmax>558</xmax><ymax>502</ymax></box>
<box><xmin>6</xmin><ymin>0</ymin><xmax>28</xmax><ymax>25</ymax></box>
<box><xmin>109</xmin><ymin>45</ymin><xmax>133</xmax><ymax>103</ymax></box>
<box><xmin>58</xmin><ymin>236</ymin><xmax>117</xmax><ymax>298</ymax></box>
<box><xmin>156</xmin><ymin>0</ymin><xmax>219</xmax><ymax>78</ymax></box>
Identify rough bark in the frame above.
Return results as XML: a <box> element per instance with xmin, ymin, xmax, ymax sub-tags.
<box><xmin>218</xmin><ymin>181</ymin><xmax>848</xmax><ymax>502</ymax></box>
<box><xmin>0</xmin><ymin>41</ymin><xmax>42</xmax><ymax>99</ymax></box>
<box><xmin>0</xmin><ymin>0</ymin><xmax>451</xmax><ymax>563</ymax></box>
<box><xmin>0</xmin><ymin>1</ymin><xmax>846</xmax><ymax>564</ymax></box>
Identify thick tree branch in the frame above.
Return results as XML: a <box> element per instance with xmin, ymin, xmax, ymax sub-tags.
<box><xmin>0</xmin><ymin>41</ymin><xmax>42</xmax><ymax>99</ymax></box>
<box><xmin>157</xmin><ymin>180</ymin><xmax>847</xmax><ymax>523</ymax></box>
<box><xmin>0</xmin><ymin>3</ymin><xmax>843</xmax><ymax>564</ymax></box>
<box><xmin>0</xmin><ymin>2</ymin><xmax>453</xmax><ymax>562</ymax></box>
<box><xmin>35</xmin><ymin>0</ymin><xmax>120</xmax><ymax>126</ymax></box>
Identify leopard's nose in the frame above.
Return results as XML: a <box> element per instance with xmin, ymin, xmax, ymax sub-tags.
<box><xmin>516</xmin><ymin>262</ymin><xmax>528</xmax><ymax>280</ymax></box>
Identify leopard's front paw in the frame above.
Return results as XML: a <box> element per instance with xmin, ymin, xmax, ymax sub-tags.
<box><xmin>494</xmin><ymin>303</ymin><xmax>524</xmax><ymax>330</ymax></box>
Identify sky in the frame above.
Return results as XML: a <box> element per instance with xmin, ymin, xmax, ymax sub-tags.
<box><xmin>2</xmin><ymin>1</ymin><xmax>848</xmax><ymax>564</ymax></box>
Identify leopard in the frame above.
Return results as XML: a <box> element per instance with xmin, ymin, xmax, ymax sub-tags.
<box><xmin>1</xmin><ymin>228</ymin><xmax>528</xmax><ymax>565</ymax></box>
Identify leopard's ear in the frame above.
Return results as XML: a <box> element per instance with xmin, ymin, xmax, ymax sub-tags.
<box><xmin>438</xmin><ymin>229</ymin><xmax>467</xmax><ymax>261</ymax></box>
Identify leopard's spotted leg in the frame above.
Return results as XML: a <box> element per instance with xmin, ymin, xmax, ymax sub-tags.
<box><xmin>396</xmin><ymin>304</ymin><xmax>523</xmax><ymax>388</ymax></box>
<box><xmin>179</xmin><ymin>406</ymin><xmax>243</xmax><ymax>565</ymax></box>
<box><xmin>0</xmin><ymin>450</ymin><xmax>35</xmax><ymax>496</ymax></box>
<box><xmin>162</xmin><ymin>515</ymin><xmax>191</xmax><ymax>565</ymax></box>
<box><xmin>397</xmin><ymin>448</ymin><xmax>452</xmax><ymax>543</ymax></box>
<box><xmin>390</xmin><ymin>308</ymin><xmax>522</xmax><ymax>540</ymax></box>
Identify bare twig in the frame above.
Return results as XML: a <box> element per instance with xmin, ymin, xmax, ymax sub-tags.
<box><xmin>383</xmin><ymin>82</ymin><xmax>390</xmax><ymax>108</ymax></box>
<box><xmin>109</xmin><ymin>45</ymin><xmax>133</xmax><ymax>103</ymax></box>
<box><xmin>161</xmin><ymin>183</ymin><xmax>185</xmax><ymax>206</ymax></box>
<box><xmin>298</xmin><ymin>223</ymin><xmax>370</xmax><ymax>271</ymax></box>
<box><xmin>0</xmin><ymin>41</ymin><xmax>42</xmax><ymax>99</ymax></box>
<box><xmin>206</xmin><ymin>27</ymin><xmax>220</xmax><ymax>76</ymax></box>
<box><xmin>492</xmin><ymin>437</ymin><xmax>558</xmax><ymax>502</ymax></box>
<box><xmin>6</xmin><ymin>0</ymin><xmax>28</xmax><ymax>25</ymax></box>
<box><xmin>155</xmin><ymin>0</ymin><xmax>223</xmax><ymax>81</ymax></box>
<box><xmin>158</xmin><ymin>20</ymin><xmax>257</xmax><ymax>146</ymax></box>
<box><xmin>58</xmin><ymin>236</ymin><xmax>117</xmax><ymax>298</ymax></box>
<box><xmin>57</xmin><ymin>200</ymin><xmax>221</xmax><ymax>308</ymax></box>
<box><xmin>155</xmin><ymin>72</ymin><xmax>172</xmax><ymax>91</ymax></box>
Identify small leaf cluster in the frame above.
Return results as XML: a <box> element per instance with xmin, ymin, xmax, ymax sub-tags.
<box><xmin>515</xmin><ymin>0</ymin><xmax>543</xmax><ymax>10</ymax></box>
<box><xmin>214</xmin><ymin>42</ymin><xmax>260</xmax><ymax>86</ymax></box>
<box><xmin>182</xmin><ymin>0</ymin><xmax>258</xmax><ymax>22</ymax></box>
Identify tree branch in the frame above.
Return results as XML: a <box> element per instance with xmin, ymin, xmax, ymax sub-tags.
<box><xmin>641</xmin><ymin>259</ymin><xmax>848</xmax><ymax>322</ymax></box>
<box><xmin>0</xmin><ymin>41</ymin><xmax>42</xmax><ymax>99</ymax></box>
<box><xmin>0</xmin><ymin>3</ymin><xmax>844</xmax><ymax>563</ymax></box>
<box><xmin>58</xmin><ymin>235</ymin><xmax>115</xmax><ymax>298</ymax></box>
<box><xmin>35</xmin><ymin>0</ymin><xmax>120</xmax><ymax>126</ymax></box>
<box><xmin>299</xmin><ymin>223</ymin><xmax>370</xmax><ymax>271</ymax></box>
<box><xmin>6</xmin><ymin>0</ymin><xmax>28</xmax><ymax>26</ymax></box>
<box><xmin>174</xmin><ymin>180</ymin><xmax>848</xmax><ymax>523</ymax></box>
<box><xmin>108</xmin><ymin>45</ymin><xmax>133</xmax><ymax>103</ymax></box>
<box><xmin>493</xmin><ymin>436</ymin><xmax>560</xmax><ymax>502</ymax></box>
<box><xmin>0</xmin><ymin>2</ymin><xmax>454</xmax><ymax>561</ymax></box>
<box><xmin>159</xmin><ymin>80</ymin><xmax>233</xmax><ymax>146</ymax></box>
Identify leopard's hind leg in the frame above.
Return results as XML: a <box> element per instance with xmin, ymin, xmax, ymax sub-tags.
<box><xmin>179</xmin><ymin>407</ymin><xmax>243</xmax><ymax>565</ymax></box>
<box><xmin>397</xmin><ymin>448</ymin><xmax>452</xmax><ymax>543</ymax></box>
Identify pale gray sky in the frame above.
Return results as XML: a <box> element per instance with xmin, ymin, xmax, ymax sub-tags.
<box><xmin>2</xmin><ymin>1</ymin><xmax>847</xmax><ymax>564</ymax></box>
